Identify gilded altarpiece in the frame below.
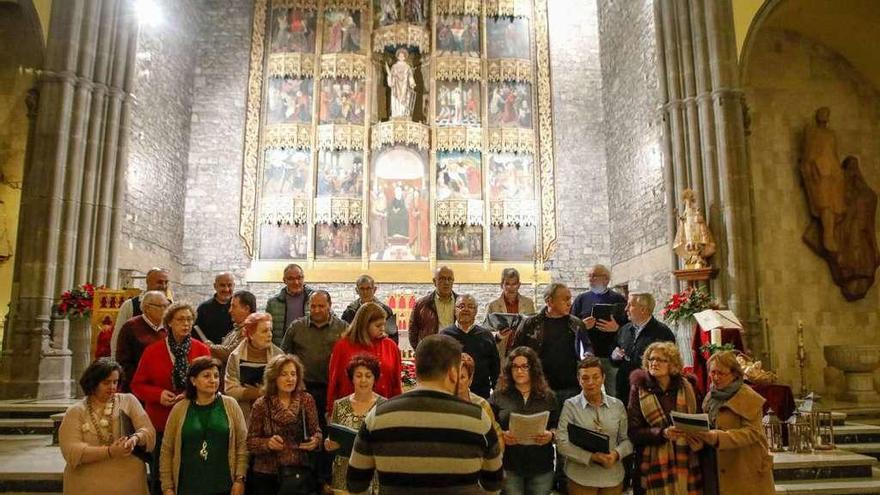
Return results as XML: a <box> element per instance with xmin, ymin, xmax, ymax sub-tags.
<box><xmin>241</xmin><ymin>0</ymin><xmax>557</xmax><ymax>282</ymax></box>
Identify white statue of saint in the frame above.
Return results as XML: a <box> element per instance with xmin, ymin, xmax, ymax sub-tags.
<box><xmin>385</xmin><ymin>48</ymin><xmax>416</xmax><ymax>119</ymax></box>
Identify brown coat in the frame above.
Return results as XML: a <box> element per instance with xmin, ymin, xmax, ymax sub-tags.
<box><xmin>706</xmin><ymin>384</ymin><xmax>775</xmax><ymax>495</ymax></box>
<box><xmin>407</xmin><ymin>290</ymin><xmax>457</xmax><ymax>350</ymax></box>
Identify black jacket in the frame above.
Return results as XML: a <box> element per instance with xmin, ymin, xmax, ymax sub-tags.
<box><xmin>439</xmin><ymin>323</ymin><xmax>500</xmax><ymax>399</ymax></box>
<box><xmin>612</xmin><ymin>317</ymin><xmax>676</xmax><ymax>403</ymax></box>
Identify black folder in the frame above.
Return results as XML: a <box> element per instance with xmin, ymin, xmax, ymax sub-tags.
<box><xmin>486</xmin><ymin>312</ymin><xmax>524</xmax><ymax>331</ymax></box>
<box><xmin>328</xmin><ymin>423</ymin><xmax>359</xmax><ymax>457</ymax></box>
<box><xmin>590</xmin><ymin>303</ymin><xmax>621</xmax><ymax>322</ymax></box>
<box><xmin>567</xmin><ymin>422</ymin><xmax>610</xmax><ymax>454</ymax></box>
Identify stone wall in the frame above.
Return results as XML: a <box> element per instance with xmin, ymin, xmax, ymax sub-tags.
<box><xmin>596</xmin><ymin>0</ymin><xmax>672</xmax><ymax>299</ymax></box>
<box><xmin>120</xmin><ymin>0</ymin><xmax>203</xmax><ymax>279</ymax></box>
<box><xmin>742</xmin><ymin>28</ymin><xmax>880</xmax><ymax>394</ymax></box>
<box><xmin>544</xmin><ymin>0</ymin><xmax>610</xmax><ymax>286</ymax></box>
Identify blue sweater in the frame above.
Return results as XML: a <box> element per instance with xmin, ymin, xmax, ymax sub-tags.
<box><xmin>570</xmin><ymin>289</ymin><xmax>628</xmax><ymax>357</ymax></box>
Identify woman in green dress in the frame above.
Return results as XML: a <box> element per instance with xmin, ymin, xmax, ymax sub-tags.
<box><xmin>160</xmin><ymin>356</ymin><xmax>248</xmax><ymax>495</ymax></box>
<box><xmin>324</xmin><ymin>353</ymin><xmax>385</xmax><ymax>494</ymax></box>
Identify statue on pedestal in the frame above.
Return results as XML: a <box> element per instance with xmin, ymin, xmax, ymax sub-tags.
<box><xmin>673</xmin><ymin>188</ymin><xmax>716</xmax><ymax>270</ymax></box>
<box><xmin>800</xmin><ymin>107</ymin><xmax>846</xmax><ymax>252</ymax></box>
<box><xmin>385</xmin><ymin>48</ymin><xmax>416</xmax><ymax>120</ymax></box>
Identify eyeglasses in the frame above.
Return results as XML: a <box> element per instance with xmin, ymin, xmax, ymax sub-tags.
<box><xmin>455</xmin><ymin>304</ymin><xmax>477</xmax><ymax>310</ymax></box>
<box><xmin>145</xmin><ymin>303</ymin><xmax>169</xmax><ymax>309</ymax></box>
<box><xmin>647</xmin><ymin>357</ymin><xmax>670</xmax><ymax>364</ymax></box>
<box><xmin>173</xmin><ymin>316</ymin><xmax>194</xmax><ymax>323</ymax></box>
<box><xmin>709</xmin><ymin>369</ymin><xmax>731</xmax><ymax>377</ymax></box>
<box><xmin>511</xmin><ymin>364</ymin><xmax>531</xmax><ymax>371</ymax></box>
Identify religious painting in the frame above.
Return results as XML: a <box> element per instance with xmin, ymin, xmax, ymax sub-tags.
<box><xmin>436</xmin><ymin>15</ymin><xmax>480</xmax><ymax>55</ymax></box>
<box><xmin>486</xmin><ymin>17</ymin><xmax>530</xmax><ymax>59</ymax></box>
<box><xmin>436</xmin><ymin>80</ymin><xmax>480</xmax><ymax>126</ymax></box>
<box><xmin>259</xmin><ymin>223</ymin><xmax>308</xmax><ymax>259</ymax></box>
<box><xmin>488</xmin><ymin>153</ymin><xmax>534</xmax><ymax>200</ymax></box>
<box><xmin>319</xmin><ymin>78</ymin><xmax>366</xmax><ymax>124</ymax></box>
<box><xmin>436</xmin><ymin>151</ymin><xmax>482</xmax><ymax>200</ymax></box>
<box><xmin>270</xmin><ymin>7</ymin><xmax>317</xmax><ymax>53</ymax></box>
<box><xmin>373</xmin><ymin>0</ymin><xmax>399</xmax><ymax>27</ymax></box>
<box><xmin>267</xmin><ymin>77</ymin><xmax>313</xmax><ymax>124</ymax></box>
<box><xmin>315</xmin><ymin>224</ymin><xmax>362</xmax><ymax>259</ymax></box>
<box><xmin>261</xmin><ymin>149</ymin><xmax>310</xmax><ymax>197</ymax></box>
<box><xmin>437</xmin><ymin>226</ymin><xmax>483</xmax><ymax>261</ymax></box>
<box><xmin>322</xmin><ymin>10</ymin><xmax>362</xmax><ymax>53</ymax></box>
<box><xmin>316</xmin><ymin>150</ymin><xmax>363</xmax><ymax>197</ymax></box>
<box><xmin>490</xmin><ymin>226</ymin><xmax>536</xmax><ymax>261</ymax></box>
<box><xmin>369</xmin><ymin>146</ymin><xmax>430</xmax><ymax>261</ymax></box>
<box><xmin>488</xmin><ymin>81</ymin><xmax>532</xmax><ymax>128</ymax></box>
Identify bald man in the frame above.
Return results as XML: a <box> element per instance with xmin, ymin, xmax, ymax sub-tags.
<box><xmin>194</xmin><ymin>272</ymin><xmax>236</xmax><ymax>344</ymax></box>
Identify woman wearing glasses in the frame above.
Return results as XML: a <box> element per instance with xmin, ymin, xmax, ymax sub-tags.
<box><xmin>556</xmin><ymin>356</ymin><xmax>631</xmax><ymax>495</ymax></box>
<box><xmin>626</xmin><ymin>342</ymin><xmax>702</xmax><ymax>495</ymax></box>
<box><xmin>490</xmin><ymin>346</ymin><xmax>557</xmax><ymax>495</ymax></box>
<box><xmin>690</xmin><ymin>351</ymin><xmax>774</xmax><ymax>495</ymax></box>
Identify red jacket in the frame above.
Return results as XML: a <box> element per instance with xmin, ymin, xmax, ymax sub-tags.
<box><xmin>326</xmin><ymin>336</ymin><xmax>402</xmax><ymax>414</ymax></box>
<box><xmin>131</xmin><ymin>337</ymin><xmax>210</xmax><ymax>432</ymax></box>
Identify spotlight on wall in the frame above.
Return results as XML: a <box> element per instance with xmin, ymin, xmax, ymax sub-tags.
<box><xmin>134</xmin><ymin>0</ymin><xmax>162</xmax><ymax>27</ymax></box>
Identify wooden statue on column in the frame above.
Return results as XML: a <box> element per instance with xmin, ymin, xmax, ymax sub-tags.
<box><xmin>674</xmin><ymin>189</ymin><xmax>716</xmax><ymax>269</ymax></box>
<box><xmin>800</xmin><ymin>107</ymin><xmax>880</xmax><ymax>301</ymax></box>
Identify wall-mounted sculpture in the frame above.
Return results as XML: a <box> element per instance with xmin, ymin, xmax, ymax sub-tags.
<box><xmin>673</xmin><ymin>188</ymin><xmax>716</xmax><ymax>270</ymax></box>
<box><xmin>800</xmin><ymin>107</ymin><xmax>880</xmax><ymax>300</ymax></box>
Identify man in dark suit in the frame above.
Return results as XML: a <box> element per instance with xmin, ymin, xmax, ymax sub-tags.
<box><xmin>606</xmin><ymin>292</ymin><xmax>676</xmax><ymax>402</ymax></box>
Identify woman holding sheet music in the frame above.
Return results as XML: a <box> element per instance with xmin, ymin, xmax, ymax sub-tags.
<box><xmin>324</xmin><ymin>353</ymin><xmax>385</xmax><ymax>494</ymax></box>
<box><xmin>626</xmin><ymin>342</ymin><xmax>703</xmax><ymax>495</ymax></box>
<box><xmin>490</xmin><ymin>346</ymin><xmax>558</xmax><ymax>495</ymax></box>
<box><xmin>556</xmin><ymin>357</ymin><xmax>632</xmax><ymax>495</ymax></box>
<box><xmin>690</xmin><ymin>351</ymin><xmax>774</xmax><ymax>495</ymax></box>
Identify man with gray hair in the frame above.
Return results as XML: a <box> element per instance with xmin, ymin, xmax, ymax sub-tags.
<box><xmin>440</xmin><ymin>294</ymin><xmax>500</xmax><ymax>399</ymax></box>
<box><xmin>513</xmin><ymin>282</ymin><xmax>591</xmax><ymax>401</ymax></box>
<box><xmin>570</xmin><ymin>264</ymin><xmax>628</xmax><ymax>399</ymax></box>
<box><xmin>341</xmin><ymin>274</ymin><xmax>399</xmax><ymax>343</ymax></box>
<box><xmin>409</xmin><ymin>265</ymin><xmax>457</xmax><ymax>350</ymax></box>
<box><xmin>110</xmin><ymin>267</ymin><xmax>170</xmax><ymax>358</ymax></box>
<box><xmin>265</xmin><ymin>263</ymin><xmax>315</xmax><ymax>346</ymax></box>
<box><xmin>607</xmin><ymin>292</ymin><xmax>675</xmax><ymax>402</ymax></box>
<box><xmin>115</xmin><ymin>290</ymin><xmax>169</xmax><ymax>392</ymax></box>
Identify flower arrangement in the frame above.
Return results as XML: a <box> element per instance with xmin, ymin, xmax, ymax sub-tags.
<box><xmin>699</xmin><ymin>342</ymin><xmax>735</xmax><ymax>356</ymax></box>
<box><xmin>401</xmin><ymin>359</ymin><xmax>417</xmax><ymax>388</ymax></box>
<box><xmin>660</xmin><ymin>286</ymin><xmax>714</xmax><ymax>325</ymax></box>
<box><xmin>56</xmin><ymin>283</ymin><xmax>98</xmax><ymax>319</ymax></box>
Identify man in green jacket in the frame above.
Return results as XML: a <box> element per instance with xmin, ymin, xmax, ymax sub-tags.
<box><xmin>264</xmin><ymin>263</ymin><xmax>315</xmax><ymax>346</ymax></box>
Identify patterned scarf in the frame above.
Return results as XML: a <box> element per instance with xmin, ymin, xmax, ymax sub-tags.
<box><xmin>705</xmin><ymin>378</ymin><xmax>743</xmax><ymax>426</ymax></box>
<box><xmin>638</xmin><ymin>376</ymin><xmax>702</xmax><ymax>495</ymax></box>
<box><xmin>168</xmin><ymin>334</ymin><xmax>192</xmax><ymax>391</ymax></box>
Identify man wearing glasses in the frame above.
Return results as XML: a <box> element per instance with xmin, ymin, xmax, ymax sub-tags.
<box><xmin>110</xmin><ymin>267</ymin><xmax>170</xmax><ymax>358</ymax></box>
<box><xmin>440</xmin><ymin>294</ymin><xmax>500</xmax><ymax>399</ymax></box>
<box><xmin>409</xmin><ymin>265</ymin><xmax>457</xmax><ymax>350</ymax></box>
<box><xmin>340</xmin><ymin>274</ymin><xmax>399</xmax><ymax>343</ymax></box>
<box><xmin>115</xmin><ymin>291</ymin><xmax>170</xmax><ymax>392</ymax></box>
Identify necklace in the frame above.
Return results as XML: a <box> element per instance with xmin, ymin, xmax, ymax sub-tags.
<box><xmin>194</xmin><ymin>396</ymin><xmax>215</xmax><ymax>462</ymax></box>
<box><xmin>85</xmin><ymin>395</ymin><xmax>116</xmax><ymax>446</ymax></box>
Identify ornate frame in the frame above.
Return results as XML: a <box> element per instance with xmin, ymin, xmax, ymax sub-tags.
<box><xmin>239</xmin><ymin>0</ymin><xmax>557</xmax><ymax>282</ymax></box>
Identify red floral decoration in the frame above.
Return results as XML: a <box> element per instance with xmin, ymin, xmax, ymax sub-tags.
<box><xmin>56</xmin><ymin>283</ymin><xmax>100</xmax><ymax>319</ymax></box>
<box><xmin>660</xmin><ymin>287</ymin><xmax>714</xmax><ymax>325</ymax></box>
<box><xmin>401</xmin><ymin>359</ymin><xmax>417</xmax><ymax>387</ymax></box>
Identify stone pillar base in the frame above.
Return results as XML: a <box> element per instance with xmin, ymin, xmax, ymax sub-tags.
<box><xmin>842</xmin><ymin>372</ymin><xmax>880</xmax><ymax>404</ymax></box>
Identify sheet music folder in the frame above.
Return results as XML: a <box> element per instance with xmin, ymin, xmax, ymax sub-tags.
<box><xmin>566</xmin><ymin>423</ymin><xmax>611</xmax><ymax>454</ymax></box>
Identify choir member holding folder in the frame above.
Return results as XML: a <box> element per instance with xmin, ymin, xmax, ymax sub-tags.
<box><xmin>324</xmin><ymin>353</ymin><xmax>385</xmax><ymax>494</ymax></box>
<box><xmin>557</xmin><ymin>356</ymin><xmax>632</xmax><ymax>495</ymax></box>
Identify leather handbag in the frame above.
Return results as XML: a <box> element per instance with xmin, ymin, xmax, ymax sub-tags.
<box><xmin>271</xmin><ymin>401</ymin><xmax>318</xmax><ymax>495</ymax></box>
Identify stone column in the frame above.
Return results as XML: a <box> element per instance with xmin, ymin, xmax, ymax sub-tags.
<box><xmin>0</xmin><ymin>0</ymin><xmax>139</xmax><ymax>399</ymax></box>
<box><xmin>654</xmin><ymin>0</ymin><xmax>761</xmax><ymax>356</ymax></box>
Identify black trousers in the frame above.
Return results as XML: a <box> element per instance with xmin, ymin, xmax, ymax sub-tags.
<box><xmin>149</xmin><ymin>431</ymin><xmax>164</xmax><ymax>495</ymax></box>
<box><xmin>305</xmin><ymin>381</ymin><xmax>332</xmax><ymax>484</ymax></box>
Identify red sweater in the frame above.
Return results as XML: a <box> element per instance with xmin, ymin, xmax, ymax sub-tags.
<box><xmin>130</xmin><ymin>338</ymin><xmax>210</xmax><ymax>432</ymax></box>
<box><xmin>326</xmin><ymin>336</ymin><xmax>402</xmax><ymax>414</ymax></box>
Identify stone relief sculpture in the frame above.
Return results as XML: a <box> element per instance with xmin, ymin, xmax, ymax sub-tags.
<box><xmin>673</xmin><ymin>188</ymin><xmax>716</xmax><ymax>270</ymax></box>
<box><xmin>800</xmin><ymin>108</ymin><xmax>880</xmax><ymax>301</ymax></box>
<box><xmin>385</xmin><ymin>47</ymin><xmax>416</xmax><ymax>119</ymax></box>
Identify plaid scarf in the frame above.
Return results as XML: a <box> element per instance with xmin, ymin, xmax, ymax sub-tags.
<box><xmin>638</xmin><ymin>376</ymin><xmax>702</xmax><ymax>495</ymax></box>
<box><xmin>168</xmin><ymin>334</ymin><xmax>192</xmax><ymax>391</ymax></box>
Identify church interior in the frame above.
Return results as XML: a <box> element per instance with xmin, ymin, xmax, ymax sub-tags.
<box><xmin>0</xmin><ymin>0</ymin><xmax>879</xmax><ymax>492</ymax></box>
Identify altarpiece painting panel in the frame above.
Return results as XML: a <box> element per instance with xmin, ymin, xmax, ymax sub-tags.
<box><xmin>267</xmin><ymin>77</ymin><xmax>313</xmax><ymax>124</ymax></box>
<box><xmin>315</xmin><ymin>224</ymin><xmax>362</xmax><ymax>259</ymax></box>
<box><xmin>317</xmin><ymin>150</ymin><xmax>363</xmax><ymax>197</ymax></box>
<box><xmin>490</xmin><ymin>226</ymin><xmax>535</xmax><ymax>261</ymax></box>
<box><xmin>323</xmin><ymin>10</ymin><xmax>363</xmax><ymax>53</ymax></box>
<box><xmin>488</xmin><ymin>153</ymin><xmax>534</xmax><ymax>200</ymax></box>
<box><xmin>260</xmin><ymin>223</ymin><xmax>308</xmax><ymax>259</ymax></box>
<box><xmin>488</xmin><ymin>81</ymin><xmax>532</xmax><ymax>128</ymax></box>
<box><xmin>436</xmin><ymin>15</ymin><xmax>480</xmax><ymax>56</ymax></box>
<box><xmin>486</xmin><ymin>16</ymin><xmax>530</xmax><ymax>59</ymax></box>
<box><xmin>369</xmin><ymin>146</ymin><xmax>430</xmax><ymax>261</ymax></box>
<box><xmin>319</xmin><ymin>78</ymin><xmax>367</xmax><ymax>125</ymax></box>
<box><xmin>435</xmin><ymin>80</ymin><xmax>480</xmax><ymax>126</ymax></box>
<box><xmin>437</xmin><ymin>151</ymin><xmax>482</xmax><ymax>200</ymax></box>
<box><xmin>271</xmin><ymin>7</ymin><xmax>317</xmax><ymax>53</ymax></box>
<box><xmin>437</xmin><ymin>225</ymin><xmax>483</xmax><ymax>261</ymax></box>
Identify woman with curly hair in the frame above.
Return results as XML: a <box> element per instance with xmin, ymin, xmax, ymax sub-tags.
<box><xmin>324</xmin><ymin>353</ymin><xmax>386</xmax><ymax>494</ymax></box>
<box><xmin>490</xmin><ymin>346</ymin><xmax>557</xmax><ymax>495</ymax></box>
<box><xmin>627</xmin><ymin>341</ymin><xmax>702</xmax><ymax>495</ymax></box>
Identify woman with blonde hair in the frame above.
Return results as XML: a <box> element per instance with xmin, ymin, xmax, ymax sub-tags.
<box><xmin>247</xmin><ymin>354</ymin><xmax>322</xmax><ymax>495</ymax></box>
<box><xmin>627</xmin><ymin>341</ymin><xmax>702</xmax><ymax>495</ymax></box>
<box><xmin>225</xmin><ymin>311</ymin><xmax>284</xmax><ymax>420</ymax></box>
<box><xmin>689</xmin><ymin>351</ymin><xmax>774</xmax><ymax>495</ymax></box>
<box><xmin>326</xmin><ymin>302</ymin><xmax>401</xmax><ymax>415</ymax></box>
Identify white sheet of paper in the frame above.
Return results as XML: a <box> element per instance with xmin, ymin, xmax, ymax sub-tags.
<box><xmin>694</xmin><ymin>309</ymin><xmax>743</xmax><ymax>331</ymax></box>
<box><xmin>670</xmin><ymin>411</ymin><xmax>711</xmax><ymax>433</ymax></box>
<box><xmin>509</xmin><ymin>410</ymin><xmax>550</xmax><ymax>445</ymax></box>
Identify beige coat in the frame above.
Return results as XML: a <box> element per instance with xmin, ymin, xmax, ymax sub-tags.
<box><xmin>59</xmin><ymin>393</ymin><xmax>156</xmax><ymax>495</ymax></box>
<box><xmin>484</xmin><ymin>294</ymin><xmax>537</xmax><ymax>357</ymax></box>
<box><xmin>707</xmin><ymin>383</ymin><xmax>775</xmax><ymax>495</ymax></box>
<box><xmin>160</xmin><ymin>395</ymin><xmax>249</xmax><ymax>492</ymax></box>
<box><xmin>225</xmin><ymin>340</ymin><xmax>284</xmax><ymax>421</ymax></box>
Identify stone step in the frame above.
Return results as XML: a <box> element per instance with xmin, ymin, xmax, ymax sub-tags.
<box><xmin>775</xmin><ymin>470</ymin><xmax>880</xmax><ymax>494</ymax></box>
<box><xmin>0</xmin><ymin>400</ymin><xmax>72</xmax><ymax>419</ymax></box>
<box><xmin>0</xmin><ymin>435</ymin><xmax>63</xmax><ymax>493</ymax></box>
<box><xmin>842</xmin><ymin>443</ymin><xmax>880</xmax><ymax>461</ymax></box>
<box><xmin>773</xmin><ymin>450</ymin><xmax>877</xmax><ymax>482</ymax></box>
<box><xmin>834</xmin><ymin>424</ymin><xmax>880</xmax><ymax>444</ymax></box>
<box><xmin>0</xmin><ymin>418</ymin><xmax>55</xmax><ymax>435</ymax></box>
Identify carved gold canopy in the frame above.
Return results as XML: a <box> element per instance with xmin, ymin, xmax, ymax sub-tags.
<box><xmin>240</xmin><ymin>0</ymin><xmax>557</xmax><ymax>283</ymax></box>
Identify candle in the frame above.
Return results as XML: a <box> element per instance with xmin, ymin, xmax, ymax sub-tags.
<box><xmin>710</xmin><ymin>327</ymin><xmax>722</xmax><ymax>346</ymax></box>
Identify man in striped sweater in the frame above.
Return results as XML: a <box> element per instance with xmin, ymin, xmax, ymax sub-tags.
<box><xmin>346</xmin><ymin>334</ymin><xmax>504</xmax><ymax>495</ymax></box>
